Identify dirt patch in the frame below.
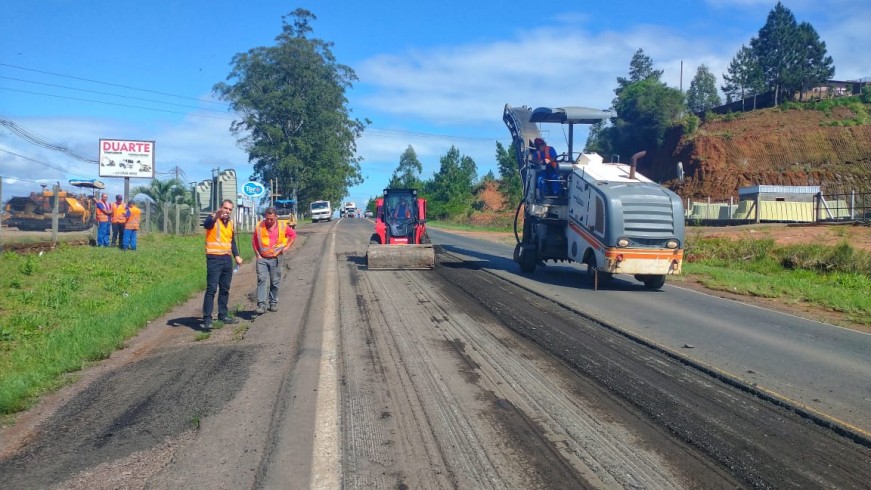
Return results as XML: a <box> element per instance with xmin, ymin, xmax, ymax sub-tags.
<box><xmin>651</xmin><ymin>104</ymin><xmax>871</xmax><ymax>199</ymax></box>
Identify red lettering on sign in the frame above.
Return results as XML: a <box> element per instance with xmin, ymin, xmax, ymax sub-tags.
<box><xmin>102</xmin><ymin>141</ymin><xmax>152</xmax><ymax>153</ymax></box>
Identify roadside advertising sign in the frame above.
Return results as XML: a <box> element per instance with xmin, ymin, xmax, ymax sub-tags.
<box><xmin>242</xmin><ymin>181</ymin><xmax>266</xmax><ymax>198</ymax></box>
<box><xmin>98</xmin><ymin>139</ymin><xmax>156</xmax><ymax>178</ymax></box>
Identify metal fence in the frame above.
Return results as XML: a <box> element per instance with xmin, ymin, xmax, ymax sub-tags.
<box><xmin>686</xmin><ymin>192</ymin><xmax>870</xmax><ymax>225</ymax></box>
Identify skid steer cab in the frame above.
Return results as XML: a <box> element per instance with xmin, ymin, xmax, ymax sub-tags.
<box><xmin>366</xmin><ymin>188</ymin><xmax>435</xmax><ymax>270</ymax></box>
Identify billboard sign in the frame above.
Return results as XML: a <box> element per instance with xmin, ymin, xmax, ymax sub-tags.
<box><xmin>242</xmin><ymin>181</ymin><xmax>266</xmax><ymax>198</ymax></box>
<box><xmin>98</xmin><ymin>139</ymin><xmax>155</xmax><ymax>178</ymax></box>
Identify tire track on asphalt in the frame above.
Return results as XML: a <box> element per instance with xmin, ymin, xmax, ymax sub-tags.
<box><xmin>401</xmin><ymin>270</ymin><xmax>685</xmax><ymax>489</ymax></box>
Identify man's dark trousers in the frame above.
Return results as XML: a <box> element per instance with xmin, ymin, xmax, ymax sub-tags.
<box><xmin>203</xmin><ymin>255</ymin><xmax>234</xmax><ymax>320</ymax></box>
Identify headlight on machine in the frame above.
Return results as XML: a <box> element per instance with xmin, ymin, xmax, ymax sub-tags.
<box><xmin>616</xmin><ymin>238</ymin><xmax>629</xmax><ymax>247</ymax></box>
<box><xmin>665</xmin><ymin>239</ymin><xmax>680</xmax><ymax>249</ymax></box>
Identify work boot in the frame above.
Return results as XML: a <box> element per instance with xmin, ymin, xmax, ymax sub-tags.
<box><xmin>268</xmin><ymin>304</ymin><xmax>278</xmax><ymax>312</ymax></box>
<box><xmin>255</xmin><ymin>304</ymin><xmax>266</xmax><ymax>315</ymax></box>
<box><xmin>202</xmin><ymin>318</ymin><xmax>212</xmax><ymax>332</ymax></box>
<box><xmin>219</xmin><ymin>316</ymin><xmax>239</xmax><ymax>325</ymax></box>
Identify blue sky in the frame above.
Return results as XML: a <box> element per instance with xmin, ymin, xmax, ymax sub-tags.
<box><xmin>1</xmin><ymin>0</ymin><xmax>869</xmax><ymax>209</ymax></box>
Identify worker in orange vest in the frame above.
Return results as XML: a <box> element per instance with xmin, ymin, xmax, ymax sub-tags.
<box><xmin>202</xmin><ymin>199</ymin><xmax>243</xmax><ymax>331</ymax></box>
<box><xmin>110</xmin><ymin>194</ymin><xmax>127</xmax><ymax>249</ymax></box>
<box><xmin>123</xmin><ymin>201</ymin><xmax>141</xmax><ymax>251</ymax></box>
<box><xmin>251</xmin><ymin>206</ymin><xmax>297</xmax><ymax>314</ymax></box>
<box><xmin>94</xmin><ymin>193</ymin><xmax>112</xmax><ymax>247</ymax></box>
<box><xmin>533</xmin><ymin>137</ymin><xmax>562</xmax><ymax>196</ymax></box>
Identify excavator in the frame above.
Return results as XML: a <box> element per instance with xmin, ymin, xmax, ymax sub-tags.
<box><xmin>366</xmin><ymin>188</ymin><xmax>435</xmax><ymax>270</ymax></box>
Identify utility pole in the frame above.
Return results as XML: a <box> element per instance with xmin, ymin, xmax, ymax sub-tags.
<box><xmin>680</xmin><ymin>60</ymin><xmax>684</xmax><ymax>92</ymax></box>
<box><xmin>51</xmin><ymin>183</ymin><xmax>60</xmax><ymax>244</ymax></box>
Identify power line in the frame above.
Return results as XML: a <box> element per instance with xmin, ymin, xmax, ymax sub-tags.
<box><xmin>0</xmin><ymin>117</ymin><xmax>96</xmax><ymax>163</ymax></box>
<box><xmin>0</xmin><ymin>62</ymin><xmax>226</xmax><ymax>106</ymax></box>
<box><xmin>366</xmin><ymin>127</ymin><xmax>501</xmax><ymax>142</ymax></box>
<box><xmin>0</xmin><ymin>148</ymin><xmax>97</xmax><ymax>178</ymax></box>
<box><xmin>1</xmin><ymin>64</ymin><xmax>506</xmax><ymax>142</ymax></box>
<box><xmin>0</xmin><ymin>88</ymin><xmax>234</xmax><ymax>121</ymax></box>
<box><xmin>0</xmin><ymin>75</ymin><xmax>231</xmax><ymax>113</ymax></box>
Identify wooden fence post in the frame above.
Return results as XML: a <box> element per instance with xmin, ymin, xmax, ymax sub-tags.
<box><xmin>51</xmin><ymin>184</ymin><xmax>60</xmax><ymax>244</ymax></box>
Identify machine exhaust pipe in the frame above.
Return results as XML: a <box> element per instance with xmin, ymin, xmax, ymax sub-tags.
<box><xmin>629</xmin><ymin>150</ymin><xmax>646</xmax><ymax>180</ymax></box>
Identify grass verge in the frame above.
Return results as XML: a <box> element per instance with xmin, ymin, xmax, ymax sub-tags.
<box><xmin>0</xmin><ymin>233</ymin><xmax>254</xmax><ymax>415</ymax></box>
<box><xmin>684</xmin><ymin>236</ymin><xmax>871</xmax><ymax>326</ymax></box>
<box><xmin>428</xmin><ymin>219</ymin><xmax>515</xmax><ymax>233</ymax></box>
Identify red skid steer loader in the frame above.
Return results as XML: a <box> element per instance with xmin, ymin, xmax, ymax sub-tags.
<box><xmin>366</xmin><ymin>188</ymin><xmax>435</xmax><ymax>270</ymax></box>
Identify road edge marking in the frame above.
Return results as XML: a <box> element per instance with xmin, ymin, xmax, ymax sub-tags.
<box><xmin>311</xmin><ymin>229</ymin><xmax>341</xmax><ymax>488</ymax></box>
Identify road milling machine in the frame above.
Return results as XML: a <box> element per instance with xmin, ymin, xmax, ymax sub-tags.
<box><xmin>366</xmin><ymin>188</ymin><xmax>435</xmax><ymax>270</ymax></box>
<box><xmin>504</xmin><ymin>104</ymin><xmax>685</xmax><ymax>290</ymax></box>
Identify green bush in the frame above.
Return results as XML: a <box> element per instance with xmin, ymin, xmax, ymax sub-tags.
<box><xmin>860</xmin><ymin>85</ymin><xmax>871</xmax><ymax>104</ymax></box>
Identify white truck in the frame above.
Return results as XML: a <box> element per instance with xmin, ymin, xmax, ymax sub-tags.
<box><xmin>343</xmin><ymin>201</ymin><xmax>357</xmax><ymax>218</ymax></box>
<box><xmin>310</xmin><ymin>200</ymin><xmax>332</xmax><ymax>222</ymax></box>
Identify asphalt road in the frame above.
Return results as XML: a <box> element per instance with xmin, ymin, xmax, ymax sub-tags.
<box><xmin>428</xmin><ymin>227</ymin><xmax>871</xmax><ymax>436</ymax></box>
<box><xmin>0</xmin><ymin>218</ymin><xmax>869</xmax><ymax>489</ymax></box>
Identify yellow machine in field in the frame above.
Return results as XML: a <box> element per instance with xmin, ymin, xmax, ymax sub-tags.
<box><xmin>3</xmin><ymin>180</ymin><xmax>102</xmax><ymax>232</ymax></box>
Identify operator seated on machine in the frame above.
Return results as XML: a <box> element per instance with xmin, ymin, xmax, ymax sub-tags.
<box><xmin>389</xmin><ymin>197</ymin><xmax>415</xmax><ymax>238</ymax></box>
<box><xmin>532</xmin><ymin>137</ymin><xmax>562</xmax><ymax>196</ymax></box>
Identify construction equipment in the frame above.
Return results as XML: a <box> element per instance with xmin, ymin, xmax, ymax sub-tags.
<box><xmin>504</xmin><ymin>104</ymin><xmax>685</xmax><ymax>290</ymax></box>
<box><xmin>366</xmin><ymin>188</ymin><xmax>435</xmax><ymax>270</ymax></box>
<box><xmin>274</xmin><ymin>199</ymin><xmax>297</xmax><ymax>228</ymax></box>
<box><xmin>4</xmin><ymin>180</ymin><xmax>102</xmax><ymax>232</ymax></box>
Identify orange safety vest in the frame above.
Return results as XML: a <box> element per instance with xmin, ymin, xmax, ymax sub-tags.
<box><xmin>254</xmin><ymin>220</ymin><xmax>289</xmax><ymax>258</ymax></box>
<box><xmin>126</xmin><ymin>206</ymin><xmax>141</xmax><ymax>230</ymax></box>
<box><xmin>205</xmin><ymin>219</ymin><xmax>234</xmax><ymax>255</ymax></box>
<box><xmin>534</xmin><ymin>146</ymin><xmax>557</xmax><ymax>169</ymax></box>
<box><xmin>95</xmin><ymin>201</ymin><xmax>112</xmax><ymax>223</ymax></box>
<box><xmin>112</xmin><ymin>202</ymin><xmax>128</xmax><ymax>224</ymax></box>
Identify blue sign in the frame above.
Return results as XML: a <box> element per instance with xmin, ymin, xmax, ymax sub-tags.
<box><xmin>242</xmin><ymin>181</ymin><xmax>266</xmax><ymax>197</ymax></box>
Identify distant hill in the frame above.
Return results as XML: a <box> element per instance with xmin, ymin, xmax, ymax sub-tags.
<box><xmin>646</xmin><ymin>100</ymin><xmax>871</xmax><ymax>199</ymax></box>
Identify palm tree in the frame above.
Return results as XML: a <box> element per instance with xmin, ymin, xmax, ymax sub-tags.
<box><xmin>132</xmin><ymin>178</ymin><xmax>192</xmax><ymax>233</ymax></box>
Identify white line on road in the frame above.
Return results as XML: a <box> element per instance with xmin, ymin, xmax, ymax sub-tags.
<box><xmin>311</xmin><ymin>230</ymin><xmax>341</xmax><ymax>488</ymax></box>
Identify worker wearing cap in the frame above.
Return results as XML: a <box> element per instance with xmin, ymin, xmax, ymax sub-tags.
<box><xmin>94</xmin><ymin>193</ymin><xmax>112</xmax><ymax>247</ymax></box>
<box><xmin>533</xmin><ymin>137</ymin><xmax>561</xmax><ymax>196</ymax></box>
<box><xmin>251</xmin><ymin>206</ymin><xmax>296</xmax><ymax>315</ymax></box>
<box><xmin>123</xmin><ymin>201</ymin><xmax>141</xmax><ymax>251</ymax></box>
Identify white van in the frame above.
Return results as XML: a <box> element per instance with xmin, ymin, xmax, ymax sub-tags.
<box><xmin>310</xmin><ymin>200</ymin><xmax>332</xmax><ymax>222</ymax></box>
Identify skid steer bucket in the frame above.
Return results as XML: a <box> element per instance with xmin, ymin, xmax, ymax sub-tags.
<box><xmin>366</xmin><ymin>244</ymin><xmax>435</xmax><ymax>270</ymax></box>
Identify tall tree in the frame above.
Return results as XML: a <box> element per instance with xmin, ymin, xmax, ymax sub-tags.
<box><xmin>686</xmin><ymin>64</ymin><xmax>722</xmax><ymax>114</ymax></box>
<box><xmin>424</xmin><ymin>146</ymin><xmax>477</xmax><ymax>219</ymax></box>
<box><xmin>749</xmin><ymin>2</ymin><xmax>835</xmax><ymax>105</ymax></box>
<box><xmin>387</xmin><ymin>145</ymin><xmax>423</xmax><ymax>189</ymax></box>
<box><xmin>789</xmin><ymin>22</ymin><xmax>835</xmax><ymax>100</ymax></box>
<box><xmin>615</xmin><ymin>48</ymin><xmax>664</xmax><ymax>98</ymax></box>
<box><xmin>751</xmin><ymin>2</ymin><xmax>798</xmax><ymax>105</ymax></box>
<box><xmin>611</xmin><ymin>78</ymin><xmax>685</xmax><ymax>157</ymax></box>
<box><xmin>213</xmin><ymin>9</ymin><xmax>367</xmax><ymax>209</ymax></box>
<box><xmin>495</xmin><ymin>141</ymin><xmax>522</xmax><ymax>209</ymax></box>
<box><xmin>721</xmin><ymin>44</ymin><xmax>765</xmax><ymax>110</ymax></box>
